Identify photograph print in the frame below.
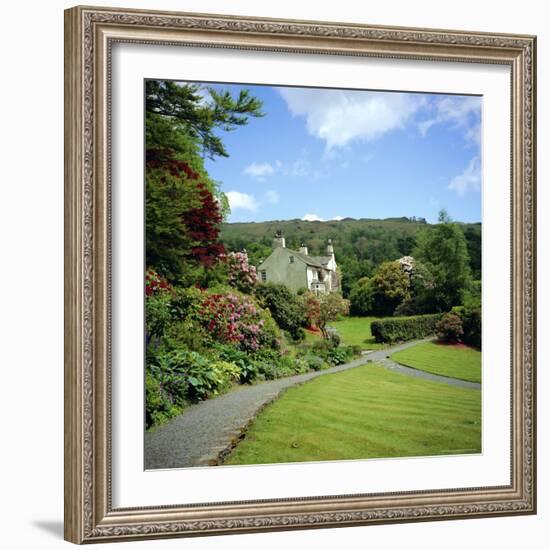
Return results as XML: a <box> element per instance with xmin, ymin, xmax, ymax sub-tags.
<box><xmin>144</xmin><ymin>79</ymin><xmax>482</xmax><ymax>470</ymax></box>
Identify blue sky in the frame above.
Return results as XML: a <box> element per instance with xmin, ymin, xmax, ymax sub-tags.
<box><xmin>192</xmin><ymin>82</ymin><xmax>481</xmax><ymax>224</ymax></box>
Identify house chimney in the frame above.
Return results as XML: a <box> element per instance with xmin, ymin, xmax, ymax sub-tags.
<box><xmin>273</xmin><ymin>231</ymin><xmax>286</xmax><ymax>249</ymax></box>
<box><xmin>327</xmin><ymin>238</ymin><xmax>334</xmax><ymax>256</ymax></box>
<box><xmin>299</xmin><ymin>243</ymin><xmax>308</xmax><ymax>255</ymax></box>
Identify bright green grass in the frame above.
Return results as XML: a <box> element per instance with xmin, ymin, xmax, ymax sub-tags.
<box><xmin>329</xmin><ymin>316</ymin><xmax>385</xmax><ymax>350</ymax></box>
<box><xmin>303</xmin><ymin>330</ymin><xmax>322</xmax><ymax>344</ymax></box>
<box><xmin>391</xmin><ymin>341</ymin><xmax>481</xmax><ymax>383</ymax></box>
<box><xmin>224</xmin><ymin>364</ymin><xmax>481</xmax><ymax>465</ymax></box>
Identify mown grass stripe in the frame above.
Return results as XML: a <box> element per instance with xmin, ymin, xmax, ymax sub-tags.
<box><xmin>224</xmin><ymin>363</ymin><xmax>481</xmax><ymax>465</ymax></box>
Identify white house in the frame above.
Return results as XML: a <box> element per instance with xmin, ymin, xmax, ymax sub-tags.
<box><xmin>257</xmin><ymin>233</ymin><xmax>340</xmax><ymax>294</ymax></box>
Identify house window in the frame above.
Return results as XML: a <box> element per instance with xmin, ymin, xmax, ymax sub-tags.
<box><xmin>289</xmin><ymin>256</ymin><xmax>294</xmax><ymax>263</ymax></box>
<box><xmin>260</xmin><ymin>270</ymin><xmax>267</xmax><ymax>282</ymax></box>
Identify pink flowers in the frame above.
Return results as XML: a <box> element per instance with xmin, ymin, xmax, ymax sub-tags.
<box><xmin>197</xmin><ymin>291</ymin><xmax>270</xmax><ymax>352</ymax></box>
<box><xmin>225</xmin><ymin>251</ymin><xmax>259</xmax><ymax>293</ymax></box>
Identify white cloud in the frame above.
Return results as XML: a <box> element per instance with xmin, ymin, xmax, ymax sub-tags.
<box><xmin>226</xmin><ymin>191</ymin><xmax>258</xmax><ymax>211</ymax></box>
<box><xmin>448</xmin><ymin>157</ymin><xmax>481</xmax><ymax>196</ymax></box>
<box><xmin>301</xmin><ymin>213</ymin><xmax>345</xmax><ymax>221</ymax></box>
<box><xmin>465</xmin><ymin>123</ymin><xmax>481</xmax><ymax>146</ymax></box>
<box><xmin>419</xmin><ymin>96</ymin><xmax>481</xmax><ymax>144</ymax></box>
<box><xmin>279</xmin><ymin>88</ymin><xmax>425</xmax><ymax>150</ymax></box>
<box><xmin>302</xmin><ymin>214</ymin><xmax>324</xmax><ymax>222</ymax></box>
<box><xmin>242</xmin><ymin>162</ymin><xmax>275</xmax><ymax>180</ymax></box>
<box><xmin>245</xmin><ymin>157</ymin><xmax>323</xmax><ymax>182</ymax></box>
<box><xmin>265</xmin><ymin>190</ymin><xmax>279</xmax><ymax>204</ymax></box>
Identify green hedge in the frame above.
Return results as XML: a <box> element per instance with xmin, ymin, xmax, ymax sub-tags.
<box><xmin>371</xmin><ymin>314</ymin><xmax>442</xmax><ymax>343</ymax></box>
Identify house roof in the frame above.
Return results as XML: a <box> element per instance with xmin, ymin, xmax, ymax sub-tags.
<box><xmin>288</xmin><ymin>250</ymin><xmax>331</xmax><ymax>269</ymax></box>
<box><xmin>258</xmin><ymin>246</ymin><xmax>334</xmax><ymax>271</ymax></box>
<box><xmin>310</xmin><ymin>255</ymin><xmax>332</xmax><ymax>266</ymax></box>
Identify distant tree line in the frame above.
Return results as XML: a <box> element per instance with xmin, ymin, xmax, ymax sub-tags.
<box><xmin>221</xmin><ymin>217</ymin><xmax>481</xmax><ymax>297</ymax></box>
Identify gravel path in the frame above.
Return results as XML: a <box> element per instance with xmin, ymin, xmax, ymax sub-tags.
<box><xmin>145</xmin><ymin>338</ymin><xmax>479</xmax><ymax>469</ymax></box>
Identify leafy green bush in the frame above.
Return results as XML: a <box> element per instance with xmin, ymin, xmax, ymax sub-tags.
<box><xmin>309</xmin><ymin>338</ymin><xmax>334</xmax><ymax>357</ymax></box>
<box><xmin>452</xmin><ymin>304</ymin><xmax>481</xmax><ymax>349</ymax></box>
<box><xmin>327</xmin><ymin>347</ymin><xmax>348</xmax><ymax>365</ymax></box>
<box><xmin>146</xmin><ymin>349</ymin><xmax>190</xmax><ymax>408</ymax></box>
<box><xmin>145</xmin><ymin>292</ymin><xmax>173</xmax><ymax>343</ymax></box>
<box><xmin>163</xmin><ymin>318</ymin><xmax>211</xmax><ymax>355</ymax></box>
<box><xmin>173</xmin><ymin>351</ymin><xmax>241</xmax><ymax>401</ymax></box>
<box><xmin>169</xmin><ymin>286</ymin><xmax>204</xmax><ymax>319</ymax></box>
<box><xmin>147</xmin><ymin>347</ymin><xmax>241</xmax><ymax>413</ymax></box>
<box><xmin>436</xmin><ymin>313</ymin><xmax>464</xmax><ymax>342</ymax></box>
<box><xmin>327</xmin><ymin>331</ymin><xmax>341</xmax><ymax>348</ymax></box>
<box><xmin>327</xmin><ymin>345</ymin><xmax>357</xmax><ymax>365</ymax></box>
<box><xmin>461</xmin><ymin>307</ymin><xmax>481</xmax><ymax>349</ymax></box>
<box><xmin>371</xmin><ymin>314</ymin><xmax>442</xmax><ymax>343</ymax></box>
<box><xmin>349</xmin><ymin>277</ymin><xmax>375</xmax><ymax>315</ymax></box>
<box><xmin>145</xmin><ymin>372</ymin><xmax>183</xmax><ymax>429</ymax></box>
<box><xmin>301</xmin><ymin>354</ymin><xmax>329</xmax><ymax>371</ymax></box>
<box><xmin>255</xmin><ymin>283</ymin><xmax>306</xmax><ymax>340</ymax></box>
<box><xmin>292</xmin><ymin>357</ymin><xmax>311</xmax><ymax>374</ymax></box>
<box><xmin>393</xmin><ymin>298</ymin><xmax>420</xmax><ymax>317</ymax></box>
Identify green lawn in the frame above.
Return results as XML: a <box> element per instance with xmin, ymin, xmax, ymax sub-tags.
<box><xmin>391</xmin><ymin>341</ymin><xmax>481</xmax><ymax>383</ymax></box>
<box><xmin>224</xmin><ymin>363</ymin><xmax>481</xmax><ymax>465</ymax></box>
<box><xmin>329</xmin><ymin>316</ymin><xmax>386</xmax><ymax>350</ymax></box>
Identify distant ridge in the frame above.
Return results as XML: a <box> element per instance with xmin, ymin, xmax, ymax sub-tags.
<box><xmin>220</xmin><ymin>216</ymin><xmax>482</xmax><ymax>287</ymax></box>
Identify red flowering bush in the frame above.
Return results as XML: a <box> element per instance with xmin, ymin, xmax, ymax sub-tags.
<box><xmin>145</xmin><ymin>267</ymin><xmax>172</xmax><ymax>296</ymax></box>
<box><xmin>436</xmin><ymin>312</ymin><xmax>464</xmax><ymax>343</ymax></box>
<box><xmin>146</xmin><ymin>148</ymin><xmax>226</xmax><ymax>279</ymax></box>
<box><xmin>225</xmin><ymin>251</ymin><xmax>258</xmax><ymax>293</ymax></box>
<box><xmin>185</xmin><ymin>182</ymin><xmax>226</xmax><ymax>268</ymax></box>
<box><xmin>196</xmin><ymin>291</ymin><xmax>279</xmax><ymax>352</ymax></box>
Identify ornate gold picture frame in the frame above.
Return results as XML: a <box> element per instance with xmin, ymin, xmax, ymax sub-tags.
<box><xmin>64</xmin><ymin>5</ymin><xmax>536</xmax><ymax>544</ymax></box>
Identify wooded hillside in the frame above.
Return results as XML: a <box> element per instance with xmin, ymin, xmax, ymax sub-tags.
<box><xmin>220</xmin><ymin>217</ymin><xmax>481</xmax><ymax>295</ymax></box>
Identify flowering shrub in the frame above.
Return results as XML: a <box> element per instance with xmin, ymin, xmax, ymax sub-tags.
<box><xmin>197</xmin><ymin>291</ymin><xmax>280</xmax><ymax>352</ymax></box>
<box><xmin>436</xmin><ymin>313</ymin><xmax>464</xmax><ymax>343</ymax></box>
<box><xmin>225</xmin><ymin>251</ymin><xmax>258</xmax><ymax>293</ymax></box>
<box><xmin>145</xmin><ymin>267</ymin><xmax>172</xmax><ymax>296</ymax></box>
<box><xmin>302</xmin><ymin>291</ymin><xmax>350</xmax><ymax>339</ymax></box>
<box><xmin>300</xmin><ymin>291</ymin><xmax>321</xmax><ymax>329</ymax></box>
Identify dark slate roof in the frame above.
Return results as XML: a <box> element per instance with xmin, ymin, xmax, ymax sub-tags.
<box><xmin>310</xmin><ymin>255</ymin><xmax>332</xmax><ymax>266</ymax></box>
<box><xmin>289</xmin><ymin>249</ymin><xmax>326</xmax><ymax>268</ymax></box>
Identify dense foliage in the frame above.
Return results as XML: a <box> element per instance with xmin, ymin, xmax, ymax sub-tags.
<box><xmin>436</xmin><ymin>313</ymin><xmax>464</xmax><ymax>343</ymax></box>
<box><xmin>220</xmin><ymin>217</ymin><xmax>481</xmax><ymax>296</ymax></box>
<box><xmin>144</xmin><ymin>81</ymin><xmax>366</xmax><ymax>430</ymax></box>
<box><xmin>145</xmin><ymin>80</ymin><xmax>263</xmax><ymax>282</ymax></box>
<box><xmin>413</xmin><ymin>219</ymin><xmax>472</xmax><ymax>312</ymax></box>
<box><xmin>144</xmin><ymin>79</ymin><xmax>482</xmax><ymax>431</ymax></box>
<box><xmin>255</xmin><ymin>283</ymin><xmax>306</xmax><ymax>341</ymax></box>
<box><xmin>451</xmin><ymin>278</ymin><xmax>482</xmax><ymax>349</ymax></box>
<box><xmin>371</xmin><ymin>314</ymin><xmax>443</xmax><ymax>344</ymax></box>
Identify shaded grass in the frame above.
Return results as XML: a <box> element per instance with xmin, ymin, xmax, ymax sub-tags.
<box><xmin>391</xmin><ymin>341</ymin><xmax>481</xmax><ymax>383</ymax></box>
<box><xmin>224</xmin><ymin>363</ymin><xmax>481</xmax><ymax>465</ymax></box>
<box><xmin>330</xmin><ymin>316</ymin><xmax>386</xmax><ymax>350</ymax></box>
